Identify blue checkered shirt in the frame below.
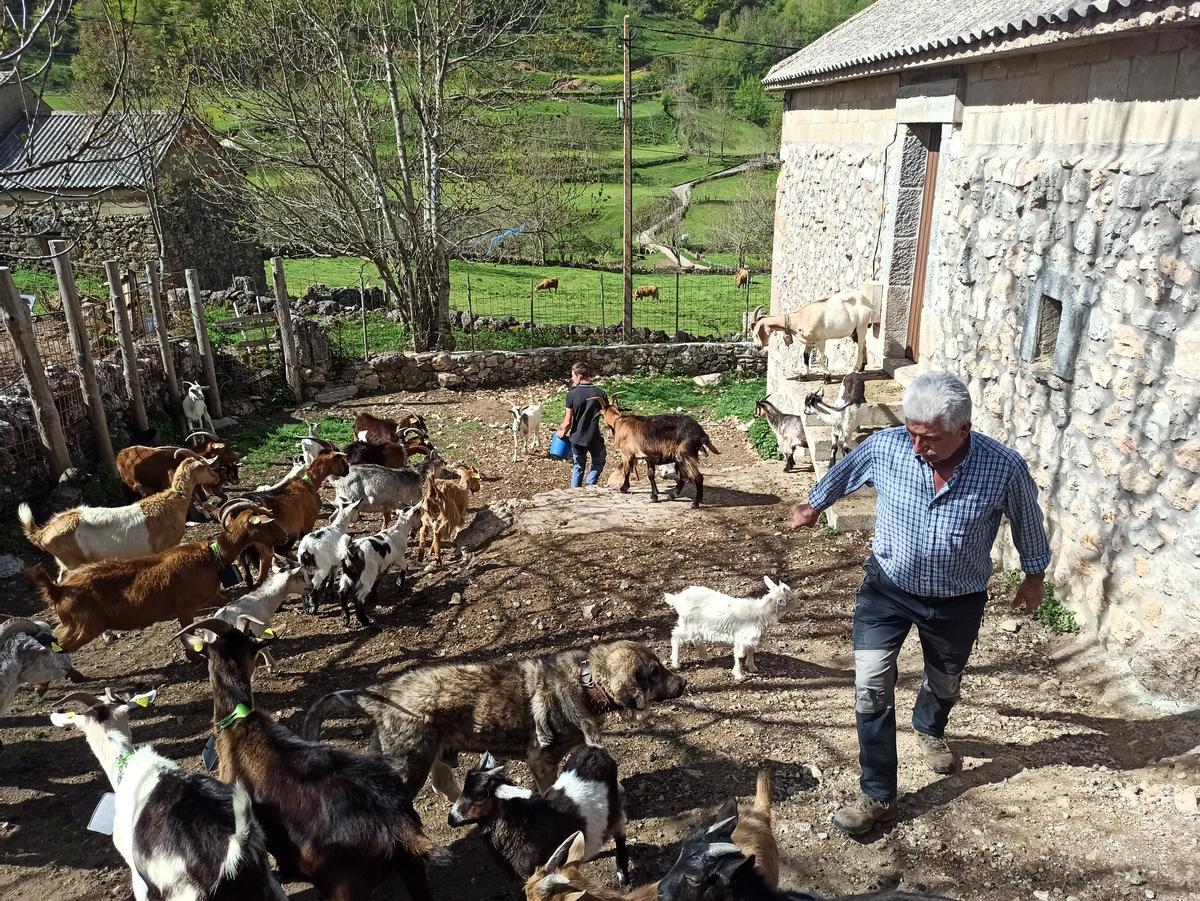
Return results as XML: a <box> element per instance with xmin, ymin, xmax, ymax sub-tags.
<box><xmin>808</xmin><ymin>427</ymin><xmax>1050</xmax><ymax>597</ymax></box>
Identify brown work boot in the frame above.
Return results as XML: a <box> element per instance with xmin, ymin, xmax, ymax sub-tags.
<box><xmin>832</xmin><ymin>794</ymin><xmax>898</xmax><ymax>836</ymax></box>
<box><xmin>915</xmin><ymin>731</ymin><xmax>956</xmax><ymax>774</ymax></box>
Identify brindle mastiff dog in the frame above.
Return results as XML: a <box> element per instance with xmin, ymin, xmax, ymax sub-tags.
<box><xmin>303</xmin><ymin>640</ymin><xmax>686</xmax><ymax>798</ymax></box>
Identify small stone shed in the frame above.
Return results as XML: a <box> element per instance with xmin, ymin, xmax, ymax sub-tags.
<box><xmin>764</xmin><ymin>0</ymin><xmax>1200</xmax><ymax>703</ymax></box>
<box><xmin>0</xmin><ymin>78</ymin><xmax>262</xmax><ymax>290</ymax></box>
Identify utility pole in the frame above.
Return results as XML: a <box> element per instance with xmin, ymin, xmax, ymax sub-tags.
<box><xmin>622</xmin><ymin>13</ymin><xmax>633</xmax><ymax>340</ymax></box>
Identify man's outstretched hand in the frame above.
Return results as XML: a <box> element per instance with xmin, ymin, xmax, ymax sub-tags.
<box><xmin>1014</xmin><ymin>574</ymin><xmax>1046</xmax><ymax>613</ymax></box>
<box><xmin>792</xmin><ymin>503</ymin><xmax>820</xmax><ymax>529</ymax></box>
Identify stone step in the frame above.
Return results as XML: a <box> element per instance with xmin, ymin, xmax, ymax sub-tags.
<box><xmin>824</xmin><ymin>489</ymin><xmax>877</xmax><ymax>532</ymax></box>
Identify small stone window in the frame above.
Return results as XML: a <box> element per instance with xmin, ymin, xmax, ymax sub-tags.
<box><xmin>1034</xmin><ymin>295</ymin><xmax>1062</xmax><ymax>362</ymax></box>
<box><xmin>1019</xmin><ymin>270</ymin><xmax>1094</xmax><ymax>382</ymax></box>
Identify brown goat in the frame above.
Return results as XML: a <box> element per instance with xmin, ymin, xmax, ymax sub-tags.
<box><xmin>417</xmin><ymin>464</ymin><xmax>482</xmax><ymax>563</ymax></box>
<box><xmin>25</xmin><ymin>507</ymin><xmax>286</xmax><ymax>652</ymax></box>
<box><xmin>734</xmin><ymin>267</ymin><xmax>751</xmax><ymax>289</ymax></box>
<box><xmin>600</xmin><ymin>396</ymin><xmax>719</xmax><ymax>507</ymax></box>
<box><xmin>117</xmin><ymin>437</ymin><xmax>238</xmax><ymax>500</ymax></box>
<box><xmin>523</xmin><ymin>770</ymin><xmax>777</xmax><ymax>901</ymax></box>
<box><xmin>536</xmin><ymin>277</ymin><xmax>558</xmax><ymax>292</ymax></box>
<box><xmin>633</xmin><ymin>285</ymin><xmax>659</xmax><ymax>301</ymax></box>
<box><xmin>353</xmin><ymin>412</ymin><xmax>400</xmax><ymax>445</ymax></box>
<box><xmin>343</xmin><ymin>440</ymin><xmax>409</xmax><ymax>469</ymax></box>
<box><xmin>230</xmin><ymin>449</ymin><xmax>350</xmax><ymax>584</ymax></box>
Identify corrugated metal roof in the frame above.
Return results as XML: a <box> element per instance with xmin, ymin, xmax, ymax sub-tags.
<box><xmin>0</xmin><ymin>110</ymin><xmax>178</xmax><ymax>192</ymax></box>
<box><xmin>764</xmin><ymin>0</ymin><xmax>1154</xmax><ymax>88</ymax></box>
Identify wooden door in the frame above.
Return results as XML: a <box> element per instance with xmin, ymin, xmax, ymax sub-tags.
<box><xmin>907</xmin><ymin>124</ymin><xmax>942</xmax><ymax>361</ymax></box>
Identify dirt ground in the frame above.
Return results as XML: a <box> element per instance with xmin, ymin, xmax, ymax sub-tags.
<box><xmin>2</xmin><ymin>384</ymin><xmax>1198</xmax><ymax>901</ymax></box>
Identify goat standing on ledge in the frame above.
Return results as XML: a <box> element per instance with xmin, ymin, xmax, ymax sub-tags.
<box><xmin>600</xmin><ymin>396</ymin><xmax>718</xmax><ymax>507</ymax></box>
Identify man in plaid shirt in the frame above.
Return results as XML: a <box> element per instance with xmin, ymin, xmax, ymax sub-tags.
<box><xmin>793</xmin><ymin>371</ymin><xmax>1050</xmax><ymax>835</ymax></box>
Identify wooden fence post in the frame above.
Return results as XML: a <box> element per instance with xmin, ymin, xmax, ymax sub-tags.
<box><xmin>50</xmin><ymin>242</ymin><xmax>115</xmax><ymax>472</ymax></box>
<box><xmin>104</xmin><ymin>261</ymin><xmax>149</xmax><ymax>433</ymax></box>
<box><xmin>599</xmin><ymin>272</ymin><xmax>606</xmax><ymax>341</ymax></box>
<box><xmin>144</xmin><ymin>260</ymin><xmax>181</xmax><ymax>416</ymax></box>
<box><xmin>270</xmin><ymin>257</ymin><xmax>303</xmax><ymax>401</ymax></box>
<box><xmin>465</xmin><ymin>272</ymin><xmax>475</xmax><ymax>352</ymax></box>
<box><xmin>185</xmin><ymin>268</ymin><xmax>223</xmax><ymax>420</ymax></box>
<box><xmin>529</xmin><ymin>278</ymin><xmax>536</xmax><ymax>349</ymax></box>
<box><xmin>0</xmin><ymin>267</ymin><xmax>72</xmax><ymax>479</ymax></box>
<box><xmin>675</xmin><ymin>270</ymin><xmax>681</xmax><ymax>338</ymax></box>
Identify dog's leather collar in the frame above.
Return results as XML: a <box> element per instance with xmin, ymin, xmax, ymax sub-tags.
<box><xmin>580</xmin><ymin>661</ymin><xmax>616</xmax><ymax>714</ymax></box>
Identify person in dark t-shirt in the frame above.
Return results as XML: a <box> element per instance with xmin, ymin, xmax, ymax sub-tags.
<box><xmin>557</xmin><ymin>361</ymin><xmax>608</xmax><ymax>488</ymax></box>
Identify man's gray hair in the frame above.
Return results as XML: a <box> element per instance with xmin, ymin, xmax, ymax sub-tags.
<box><xmin>903</xmin><ymin>371</ymin><xmax>972</xmax><ymax>431</ymax></box>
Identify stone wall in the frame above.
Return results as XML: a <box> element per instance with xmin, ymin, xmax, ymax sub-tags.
<box><xmin>338</xmin><ymin>341</ymin><xmax>765</xmax><ymax>396</ymax></box>
<box><xmin>918</xmin><ymin>35</ymin><xmax>1200</xmax><ymax>704</ymax></box>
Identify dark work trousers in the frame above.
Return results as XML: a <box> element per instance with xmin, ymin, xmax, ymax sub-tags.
<box><xmin>852</xmin><ymin>555</ymin><xmax>988</xmax><ymax>802</ymax></box>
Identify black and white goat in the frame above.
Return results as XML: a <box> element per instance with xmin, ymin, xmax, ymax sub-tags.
<box><xmin>334</xmin><ymin>501</ymin><xmax>423</xmax><ymax>627</ymax></box>
<box><xmin>297</xmin><ymin>499</ymin><xmax>362</xmax><ymax>614</ymax></box>
<box><xmin>803</xmin><ymin>372</ymin><xmax>867</xmax><ymax>465</ymax></box>
<box><xmin>657</xmin><ymin>809</ymin><xmax>950</xmax><ymax>901</ymax></box>
<box><xmin>200</xmin><ymin>558</ymin><xmax>309</xmax><ymax>673</ymax></box>
<box><xmin>1</xmin><ymin>617</ymin><xmax>85</xmax><ymax>718</ymax></box>
<box><xmin>49</xmin><ymin>688</ymin><xmax>285</xmax><ymax>901</ymax></box>
<box><xmin>448</xmin><ymin>745</ymin><xmax>629</xmax><ymax>885</ymax></box>
<box><xmin>752</xmin><ymin>397</ymin><xmax>809</xmax><ymax>473</ymax></box>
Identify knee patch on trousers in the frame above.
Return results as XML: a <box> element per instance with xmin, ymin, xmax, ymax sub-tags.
<box><xmin>854</xmin><ymin>649</ymin><xmax>898</xmax><ymax>713</ymax></box>
<box><xmin>922</xmin><ymin>666</ymin><xmax>962</xmax><ymax>701</ymax></box>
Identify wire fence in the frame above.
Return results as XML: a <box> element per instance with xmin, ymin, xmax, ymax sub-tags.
<box><xmin>316</xmin><ymin>270</ymin><xmax>766</xmax><ymax>362</ymax></box>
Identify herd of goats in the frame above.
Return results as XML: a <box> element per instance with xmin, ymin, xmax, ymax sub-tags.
<box><xmin>1</xmin><ymin>373</ymin><xmax>938</xmax><ymax>901</ymax></box>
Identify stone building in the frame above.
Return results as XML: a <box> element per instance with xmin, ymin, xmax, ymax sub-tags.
<box><xmin>764</xmin><ymin>0</ymin><xmax>1200</xmax><ymax>703</ymax></box>
<box><xmin>0</xmin><ymin>78</ymin><xmax>263</xmax><ymax>290</ymax></box>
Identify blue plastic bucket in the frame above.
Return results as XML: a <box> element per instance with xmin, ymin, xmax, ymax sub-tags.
<box><xmin>548</xmin><ymin>431</ymin><xmax>572</xmax><ymax>460</ymax></box>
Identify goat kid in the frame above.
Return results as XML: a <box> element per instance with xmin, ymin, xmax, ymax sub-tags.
<box><xmin>297</xmin><ymin>499</ymin><xmax>362</xmax><ymax>614</ymax></box>
<box><xmin>524</xmin><ymin>770</ymin><xmax>777</xmax><ymax>901</ymax></box>
<box><xmin>335</xmin><ymin>502</ymin><xmax>423</xmax><ymax>628</ymax></box>
<box><xmin>418</xmin><ymin>463</ymin><xmax>481</xmax><ymax>563</ymax></box>
<box><xmin>195</xmin><ymin>557</ymin><xmax>308</xmax><ymax>673</ymax></box>
<box><xmin>665</xmin><ymin>577</ymin><xmax>793</xmax><ymax>681</ymax></box>
<box><xmin>449</xmin><ymin>746</ymin><xmax>629</xmax><ymax>885</ymax></box>
<box><xmin>20</xmin><ymin>456</ymin><xmax>222</xmax><ymax>577</ymax></box>
<box><xmin>183</xmin><ymin>381</ymin><xmax>216</xmax><ymax>433</ymax></box>
<box><xmin>178</xmin><ymin>617</ymin><xmax>432</xmax><ymax>901</ymax></box>
<box><xmin>511</xmin><ymin>400</ymin><xmax>543</xmax><ymax>461</ymax></box>
<box><xmin>26</xmin><ymin>508</ymin><xmax>286</xmax><ymax>652</ymax></box>
<box><xmin>803</xmin><ymin>372</ymin><xmax>867</xmax><ymax>466</ymax></box>
<box><xmin>1</xmin><ymin>617</ymin><xmax>85</xmax><ymax>719</ymax></box>
<box><xmin>752</xmin><ymin>398</ymin><xmax>809</xmax><ymax>473</ymax></box>
<box><xmin>50</xmin><ymin>688</ymin><xmax>285</xmax><ymax>901</ymax></box>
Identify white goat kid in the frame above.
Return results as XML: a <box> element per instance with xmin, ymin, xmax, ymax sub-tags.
<box><xmin>511</xmin><ymin>401</ymin><xmax>543</xmax><ymax>461</ymax></box>
<box><xmin>182</xmin><ymin>381</ymin><xmax>215</xmax><ymax>433</ymax></box>
<box><xmin>664</xmin><ymin>576</ymin><xmax>794</xmax><ymax>681</ymax></box>
<box><xmin>206</xmin><ymin>558</ymin><xmax>308</xmax><ymax>673</ymax></box>
<box><xmin>49</xmin><ymin>688</ymin><xmax>285</xmax><ymax>901</ymax></box>
<box><xmin>297</xmin><ymin>499</ymin><xmax>362</xmax><ymax>614</ymax></box>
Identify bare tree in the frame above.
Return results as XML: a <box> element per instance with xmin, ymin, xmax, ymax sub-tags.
<box><xmin>195</xmin><ymin>0</ymin><xmax>541</xmax><ymax>351</ymax></box>
<box><xmin>1</xmin><ymin>2</ymin><xmax>187</xmax><ymax>259</ymax></box>
<box><xmin>712</xmin><ymin>168</ymin><xmax>776</xmax><ymax>267</ymax></box>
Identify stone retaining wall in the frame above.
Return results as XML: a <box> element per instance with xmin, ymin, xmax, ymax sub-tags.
<box><xmin>336</xmin><ymin>341</ymin><xmax>765</xmax><ymax>396</ymax></box>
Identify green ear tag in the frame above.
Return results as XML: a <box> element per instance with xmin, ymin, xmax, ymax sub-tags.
<box><xmin>261</xmin><ymin>628</ymin><xmax>275</xmax><ymax>640</ymax></box>
<box><xmin>50</xmin><ymin>642</ymin><xmax>63</xmax><ymax>652</ymax></box>
<box><xmin>193</xmin><ymin>642</ymin><xmax>204</xmax><ymax>652</ymax></box>
<box><xmin>136</xmin><ymin>696</ymin><xmax>149</xmax><ymax>708</ymax></box>
<box><xmin>65</xmin><ymin>711</ymin><xmax>75</xmax><ymax>718</ymax></box>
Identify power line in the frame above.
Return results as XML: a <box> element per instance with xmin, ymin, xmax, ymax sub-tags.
<box><xmin>633</xmin><ymin>24</ymin><xmax>802</xmax><ymax>52</ymax></box>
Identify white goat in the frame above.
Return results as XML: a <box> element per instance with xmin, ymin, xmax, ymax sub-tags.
<box><xmin>182</xmin><ymin>381</ymin><xmax>215</xmax><ymax>433</ymax></box>
<box><xmin>511</xmin><ymin>401</ymin><xmax>543</xmax><ymax>461</ymax></box>
<box><xmin>803</xmin><ymin>371</ymin><xmax>867</xmax><ymax>465</ymax></box>
<box><xmin>204</xmin><ymin>559</ymin><xmax>308</xmax><ymax>673</ymax></box>
<box><xmin>753</xmin><ymin>397</ymin><xmax>809</xmax><ymax>473</ymax></box>
<box><xmin>664</xmin><ymin>576</ymin><xmax>794</xmax><ymax>681</ymax></box>
<box><xmin>334</xmin><ymin>502</ymin><xmax>422</xmax><ymax>629</ymax></box>
<box><xmin>253</xmin><ymin>438</ymin><xmax>327</xmax><ymax>492</ymax></box>
<box><xmin>297</xmin><ymin>499</ymin><xmax>362</xmax><ymax>614</ymax></box>
<box><xmin>49</xmin><ymin>688</ymin><xmax>285</xmax><ymax>901</ymax></box>
<box><xmin>0</xmin><ymin>617</ymin><xmax>84</xmax><ymax>720</ymax></box>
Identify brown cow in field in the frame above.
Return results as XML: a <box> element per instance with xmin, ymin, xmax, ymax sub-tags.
<box><xmin>536</xmin><ymin>278</ymin><xmax>558</xmax><ymax>292</ymax></box>
<box><xmin>734</xmin><ymin>267</ymin><xmax>751</xmax><ymax>288</ymax></box>
<box><xmin>634</xmin><ymin>285</ymin><xmax>660</xmax><ymax>301</ymax></box>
